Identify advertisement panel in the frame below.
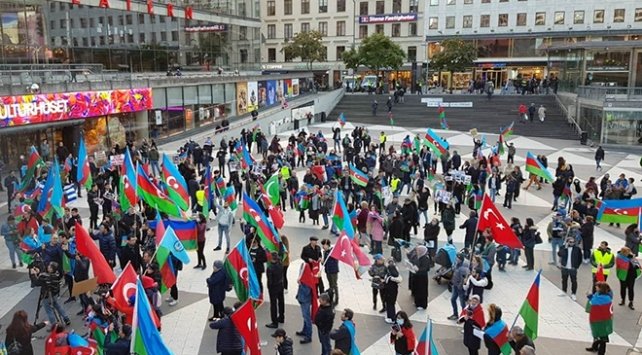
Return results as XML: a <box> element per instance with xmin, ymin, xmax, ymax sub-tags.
<box><xmin>292</xmin><ymin>79</ymin><xmax>300</xmax><ymax>97</ymax></box>
<box><xmin>284</xmin><ymin>79</ymin><xmax>293</xmax><ymax>98</ymax></box>
<box><xmin>358</xmin><ymin>13</ymin><xmax>418</xmax><ymax>24</ymax></box>
<box><xmin>267</xmin><ymin>80</ymin><xmax>278</xmax><ymax>106</ymax></box>
<box><xmin>292</xmin><ymin>106</ymin><xmax>315</xmax><ymax>121</ymax></box>
<box><xmin>258</xmin><ymin>81</ymin><xmax>268</xmax><ymax>108</ymax></box>
<box><xmin>276</xmin><ymin>80</ymin><xmax>285</xmax><ymax>103</ymax></box>
<box><xmin>236</xmin><ymin>81</ymin><xmax>248</xmax><ymax>115</ymax></box>
<box><xmin>247</xmin><ymin>81</ymin><xmax>259</xmax><ymax>112</ymax></box>
<box><xmin>0</xmin><ymin>88</ymin><xmax>153</xmax><ymax>128</ymax></box>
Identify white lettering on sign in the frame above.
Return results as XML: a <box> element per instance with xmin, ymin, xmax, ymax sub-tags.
<box><xmin>426</xmin><ymin>102</ymin><xmax>473</xmax><ymax>108</ymax></box>
<box><xmin>420</xmin><ymin>98</ymin><xmax>444</xmax><ymax>104</ymax></box>
<box><xmin>0</xmin><ymin>100</ymin><xmax>69</xmax><ymax>120</ymax></box>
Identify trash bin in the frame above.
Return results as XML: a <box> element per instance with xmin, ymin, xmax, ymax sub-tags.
<box><xmin>580</xmin><ymin>131</ymin><xmax>588</xmax><ymax>145</ymax></box>
<box><xmin>320</xmin><ymin>112</ymin><xmax>326</xmax><ymax>122</ymax></box>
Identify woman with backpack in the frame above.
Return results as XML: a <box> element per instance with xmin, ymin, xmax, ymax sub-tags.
<box><xmin>5</xmin><ymin>310</ymin><xmax>47</xmax><ymax>355</ymax></box>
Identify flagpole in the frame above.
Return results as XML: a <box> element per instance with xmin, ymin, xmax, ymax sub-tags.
<box><xmin>468</xmin><ymin>193</ymin><xmax>486</xmax><ymax>269</ymax></box>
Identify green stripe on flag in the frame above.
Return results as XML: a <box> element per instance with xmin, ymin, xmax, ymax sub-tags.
<box><xmin>518</xmin><ymin>302</ymin><xmax>539</xmax><ymax>341</ymax></box>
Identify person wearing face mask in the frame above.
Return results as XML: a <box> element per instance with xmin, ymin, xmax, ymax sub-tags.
<box><xmin>383</xmin><ymin>259</ymin><xmax>402</xmax><ymax>324</ymax></box>
<box><xmin>459</xmin><ymin>295</ymin><xmax>486</xmax><ymax>355</ymax></box>
<box><xmin>558</xmin><ymin>236</ymin><xmax>583</xmax><ymax>301</ymax></box>
<box><xmin>389</xmin><ymin>311</ymin><xmax>416</xmax><ymax>355</ymax></box>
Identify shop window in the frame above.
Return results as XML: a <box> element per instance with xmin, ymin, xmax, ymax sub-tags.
<box><xmin>446</xmin><ymin>16</ymin><xmax>455</xmax><ymax>29</ymax></box>
<box><xmin>554</xmin><ymin>11</ymin><xmax>565</xmax><ymax>25</ymax></box>
<box><xmin>409</xmin><ymin>0</ymin><xmax>418</xmax><ymax>12</ymax></box>
<box><xmin>268</xmin><ymin>48</ymin><xmax>276</xmax><ymax>62</ymax></box>
<box><xmin>375</xmin><ymin>1</ymin><xmax>384</xmax><ymax>14</ymax></box>
<box><xmin>359</xmin><ymin>2</ymin><xmax>368</xmax><ymax>15</ymax></box>
<box><xmin>409</xmin><ymin>22</ymin><xmax>417</xmax><ymax>36</ymax></box>
<box><xmin>301</xmin><ymin>23</ymin><xmax>310</xmax><ymax>33</ymax></box>
<box><xmin>574</xmin><ymin>11</ymin><xmax>584</xmax><ymax>24</ymax></box>
<box><xmin>477</xmin><ymin>39</ymin><xmax>509</xmax><ymax>58</ymax></box>
<box><xmin>594</xmin><ymin>10</ymin><xmax>604</xmax><ymax>24</ymax></box>
<box><xmin>447</xmin><ymin>0</ymin><xmax>455</xmax><ymax>5</ymax></box>
<box><xmin>516</xmin><ymin>13</ymin><xmax>527</xmax><ymax>26</ymax></box>
<box><xmin>498</xmin><ymin>14</ymin><xmax>508</xmax><ymax>27</ymax></box>
<box><xmin>359</xmin><ymin>25</ymin><xmax>368</xmax><ymax>38</ymax></box>
<box><xmin>392</xmin><ymin>24</ymin><xmax>401</xmax><ymax>36</ymax></box>
<box><xmin>375</xmin><ymin>24</ymin><xmax>384</xmax><ymax>34</ymax></box>
<box><xmin>636</xmin><ymin>8</ymin><xmax>642</xmax><ymax>22</ymax></box>
<box><xmin>481</xmin><ymin>0</ymin><xmax>490</xmax><ymax>3</ymax></box>
<box><xmin>464</xmin><ymin>0</ymin><xmax>472</xmax><ymax>4</ymax></box>
<box><xmin>480</xmin><ymin>15</ymin><xmax>490</xmax><ymax>28</ymax></box>
<box><xmin>284</xmin><ymin>0</ymin><xmax>292</xmax><ymax>15</ymax></box>
<box><xmin>301</xmin><ymin>0</ymin><xmax>310</xmax><ymax>14</ymax></box>
<box><xmin>267</xmin><ymin>1</ymin><xmax>275</xmax><ymax>15</ymax></box>
<box><xmin>535</xmin><ymin>12</ymin><xmax>545</xmax><ymax>26</ymax></box>
<box><xmin>614</xmin><ymin>9</ymin><xmax>625</xmax><ymax>23</ymax></box>
<box><xmin>336</xmin><ymin>46</ymin><xmax>345</xmax><ymax>60</ymax></box>
<box><xmin>463</xmin><ymin>15</ymin><xmax>473</xmax><ymax>28</ymax></box>
<box><xmin>267</xmin><ymin>24</ymin><xmax>276</xmax><ymax>39</ymax></box>
<box><xmin>429</xmin><ymin>17</ymin><xmax>439</xmax><ymax>29</ymax></box>
<box><xmin>408</xmin><ymin>46</ymin><xmax>417</xmax><ymax>62</ymax></box>
<box><xmin>319</xmin><ymin>0</ymin><xmax>328</xmax><ymax>13</ymax></box>
<box><xmin>337</xmin><ymin>21</ymin><xmax>346</xmax><ymax>36</ymax></box>
<box><xmin>512</xmin><ymin>38</ymin><xmax>536</xmax><ymax>57</ymax></box>
<box><xmin>319</xmin><ymin>22</ymin><xmax>328</xmax><ymax>36</ymax></box>
<box><xmin>337</xmin><ymin>0</ymin><xmax>346</xmax><ymax>12</ymax></box>
<box><xmin>393</xmin><ymin>0</ymin><xmax>402</xmax><ymax>13</ymax></box>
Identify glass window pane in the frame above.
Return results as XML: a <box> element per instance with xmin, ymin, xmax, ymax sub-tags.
<box><xmin>535</xmin><ymin>12</ymin><xmax>546</xmax><ymax>25</ymax></box>
<box><xmin>554</xmin><ymin>11</ymin><xmax>564</xmax><ymax>25</ymax></box>
<box><xmin>574</xmin><ymin>11</ymin><xmax>584</xmax><ymax>24</ymax></box>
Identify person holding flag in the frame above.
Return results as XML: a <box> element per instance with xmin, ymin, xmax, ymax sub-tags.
<box><xmin>483</xmin><ymin>304</ymin><xmax>511</xmax><ymax>355</ymax></box>
<box><xmin>459</xmin><ymin>294</ymin><xmax>486</xmax><ymax>355</ymax></box>
<box><xmin>615</xmin><ymin>246</ymin><xmax>640</xmax><ymax>310</ymax></box>
<box><xmin>586</xmin><ymin>281</ymin><xmax>614</xmax><ymax>354</ymax></box>
<box><xmin>590</xmin><ymin>241</ymin><xmax>615</xmax><ymax>284</ymax></box>
<box><xmin>209</xmin><ymin>306</ymin><xmax>244</xmax><ymax>354</ymax></box>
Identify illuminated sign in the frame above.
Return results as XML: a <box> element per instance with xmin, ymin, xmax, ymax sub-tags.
<box><xmin>184</xmin><ymin>24</ymin><xmax>227</xmax><ymax>32</ymax></box>
<box><xmin>359</xmin><ymin>13</ymin><xmax>418</xmax><ymax>24</ymax></box>
<box><xmin>0</xmin><ymin>88</ymin><xmax>152</xmax><ymax>128</ymax></box>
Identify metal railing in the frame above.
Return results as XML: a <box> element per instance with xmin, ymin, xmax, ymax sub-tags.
<box><xmin>576</xmin><ymin>85</ymin><xmax>642</xmax><ymax>101</ymax></box>
<box><xmin>554</xmin><ymin>93</ymin><xmax>582</xmax><ymax>137</ymax></box>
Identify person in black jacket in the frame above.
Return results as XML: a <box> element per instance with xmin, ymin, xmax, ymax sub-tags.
<box><xmin>459</xmin><ymin>211</ymin><xmax>478</xmax><ymax>250</ymax></box>
<box><xmin>5</xmin><ymin>310</ymin><xmax>47</xmax><ymax>355</ymax></box>
<box><xmin>424</xmin><ymin>218</ymin><xmax>440</xmax><ymax>259</ymax></box>
<box><xmin>558</xmin><ymin>237</ymin><xmax>583</xmax><ymax>300</ymax></box>
<box><xmin>249</xmin><ymin>239</ymin><xmax>267</xmax><ymax>293</ymax></box>
<box><xmin>330</xmin><ymin>308</ymin><xmax>355</xmax><ymax>354</ymax></box>
<box><xmin>209</xmin><ymin>307</ymin><xmax>244</xmax><ymax>355</ymax></box>
<box><xmin>321</xmin><ymin>239</ymin><xmax>340</xmax><ymax>305</ymax></box>
<box><xmin>104</xmin><ymin>323</ymin><xmax>132</xmax><ymax>355</ymax></box>
<box><xmin>120</xmin><ymin>234</ymin><xmax>142</xmax><ymax>273</ymax></box>
<box><xmin>272</xmin><ymin>328</ymin><xmax>294</xmax><ymax>355</ymax></box>
<box><xmin>265</xmin><ymin>252</ymin><xmax>285</xmax><ymax>328</ymax></box>
<box><xmin>301</xmin><ymin>236</ymin><xmax>322</xmax><ymax>264</ymax></box>
<box><xmin>73</xmin><ymin>253</ymin><xmax>91</xmax><ymax>315</ymax></box>
<box><xmin>315</xmin><ymin>293</ymin><xmax>335</xmax><ymax>355</ymax></box>
<box><xmin>207</xmin><ymin>260</ymin><xmax>229</xmax><ymax>321</ymax></box>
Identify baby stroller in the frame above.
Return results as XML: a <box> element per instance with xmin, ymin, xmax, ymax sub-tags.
<box><xmin>432</xmin><ymin>243</ymin><xmax>457</xmax><ymax>285</ymax></box>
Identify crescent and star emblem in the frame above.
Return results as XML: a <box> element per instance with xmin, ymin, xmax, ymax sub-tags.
<box><xmin>613</xmin><ymin>208</ymin><xmax>628</xmax><ymax>215</ymax></box>
<box><xmin>122</xmin><ymin>283</ymin><xmax>136</xmax><ymax>303</ymax></box>
<box><xmin>239</xmin><ymin>267</ymin><xmax>248</xmax><ymax>281</ymax></box>
<box><xmin>166</xmin><ymin>176</ymin><xmax>179</xmax><ymax>189</ymax></box>
<box><xmin>483</xmin><ymin>208</ymin><xmax>498</xmax><ymax>220</ymax></box>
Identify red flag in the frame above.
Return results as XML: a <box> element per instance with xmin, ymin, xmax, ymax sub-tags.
<box><xmin>260</xmin><ymin>187</ymin><xmax>284</xmax><ymax>229</ymax></box>
<box><xmin>167</xmin><ymin>3</ymin><xmax>174</xmax><ymax>17</ymax></box>
<box><xmin>351</xmin><ymin>238</ymin><xmax>371</xmax><ymax>267</ymax></box>
<box><xmin>299</xmin><ymin>261</ymin><xmax>320</xmax><ymax>320</ymax></box>
<box><xmin>75</xmin><ymin>223</ymin><xmax>116</xmax><ymax>284</ymax></box>
<box><xmin>477</xmin><ymin>194</ymin><xmax>524</xmax><ymax>249</ymax></box>
<box><xmin>110</xmin><ymin>262</ymin><xmax>137</xmax><ymax>314</ymax></box>
<box><xmin>328</xmin><ymin>233</ymin><xmax>356</xmax><ymax>268</ymax></box>
<box><xmin>125</xmin><ymin>0</ymin><xmax>131</xmax><ymax>10</ymax></box>
<box><xmin>230</xmin><ymin>300</ymin><xmax>261</xmax><ymax>355</ymax></box>
<box><xmin>311</xmin><ymin>165</ymin><xmax>326</xmax><ymax>182</ymax></box>
<box><xmin>98</xmin><ymin>0</ymin><xmax>109</xmax><ymax>8</ymax></box>
<box><xmin>147</xmin><ymin>0</ymin><xmax>154</xmax><ymax>14</ymax></box>
<box><xmin>71</xmin><ymin>0</ymin><xmax>80</xmax><ymax>5</ymax></box>
<box><xmin>459</xmin><ymin>304</ymin><xmax>487</xmax><ymax>328</ymax></box>
<box><xmin>185</xmin><ymin>6</ymin><xmax>193</xmax><ymax>19</ymax></box>
<box><xmin>596</xmin><ymin>264</ymin><xmax>605</xmax><ymax>282</ymax></box>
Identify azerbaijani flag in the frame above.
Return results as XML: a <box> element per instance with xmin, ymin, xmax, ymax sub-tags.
<box><xmin>596</xmin><ymin>199</ymin><xmax>642</xmax><ymax>224</ymax></box>
<box><xmin>349</xmin><ymin>163</ymin><xmax>368</xmax><ymax>187</ymax></box>
<box><xmin>498</xmin><ymin>134</ymin><xmax>505</xmax><ymax>155</ymax></box>
<box><xmin>242</xmin><ymin>192</ymin><xmax>280</xmax><ymax>253</ymax></box>
<box><xmin>484</xmin><ymin>319</ymin><xmax>512</xmax><ymax>355</ymax></box>
<box><xmin>423</xmin><ymin>128</ymin><xmax>449</xmax><ymax>157</ymax></box>
<box><xmin>416</xmin><ymin>319</ymin><xmax>439</xmax><ymax>355</ymax></box>
<box><xmin>119</xmin><ymin>147</ymin><xmax>137</xmax><ymax>211</ymax></box>
<box><xmin>438</xmin><ymin>106</ymin><xmax>449</xmax><ymax>130</ymax></box>
<box><xmin>241</xmin><ymin>139</ymin><xmax>255</xmax><ymax>169</ymax></box>
<box><xmin>136</xmin><ymin>165</ymin><xmax>182</xmax><ymax>218</ymax></box>
<box><xmin>223</xmin><ymin>185</ymin><xmax>237</xmax><ymax>211</ymax></box>
<box><xmin>518</xmin><ymin>270</ymin><xmax>540</xmax><ymax>340</ymax></box>
<box><xmin>156</xmin><ymin>226</ymin><xmax>191</xmax><ymax>293</ymax></box>
<box><xmin>161</xmin><ymin>154</ymin><xmax>190</xmax><ymax>212</ymax></box>
<box><xmin>147</xmin><ymin>219</ymin><xmax>198</xmax><ymax>250</ymax></box>
<box><xmin>131</xmin><ymin>279</ymin><xmax>173</xmax><ymax>355</ymax></box>
<box><xmin>338</xmin><ymin>112</ymin><xmax>346</xmax><ymax>127</ymax></box>
<box><xmin>76</xmin><ymin>136</ymin><xmax>92</xmax><ymax>189</ymax></box>
<box><xmin>332</xmin><ymin>190</ymin><xmax>355</xmax><ymax>238</ymax></box>
<box><xmin>500</xmin><ymin>121</ymin><xmax>514</xmax><ymax>138</ymax></box>
<box><xmin>224</xmin><ymin>240</ymin><xmax>262</xmax><ymax>302</ymax></box>
<box><xmin>589</xmin><ymin>293</ymin><xmax>614</xmax><ymax>338</ymax></box>
<box><xmin>38</xmin><ymin>159</ymin><xmax>64</xmax><ymax>220</ymax></box>
<box><xmin>525</xmin><ymin>152</ymin><xmax>554</xmax><ymax>183</ymax></box>
<box><xmin>202</xmin><ymin>166</ymin><xmax>213</xmax><ymax>217</ymax></box>
<box><xmin>616</xmin><ymin>253</ymin><xmax>641</xmax><ymax>281</ymax></box>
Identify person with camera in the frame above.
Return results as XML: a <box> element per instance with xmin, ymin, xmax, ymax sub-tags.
<box><xmin>5</xmin><ymin>310</ymin><xmax>48</xmax><ymax>355</ymax></box>
<box><xmin>30</xmin><ymin>261</ymin><xmax>71</xmax><ymax>326</ymax></box>
<box><xmin>389</xmin><ymin>311</ymin><xmax>416</xmax><ymax>355</ymax></box>
<box><xmin>368</xmin><ymin>254</ymin><xmax>387</xmax><ymax>312</ymax></box>
<box><xmin>103</xmin><ymin>322</ymin><xmax>132</xmax><ymax>354</ymax></box>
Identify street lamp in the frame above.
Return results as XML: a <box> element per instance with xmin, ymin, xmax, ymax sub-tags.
<box><xmin>351</xmin><ymin>0</ymin><xmax>356</xmax><ymax>49</ymax></box>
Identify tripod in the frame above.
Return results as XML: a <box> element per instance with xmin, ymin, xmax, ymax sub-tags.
<box><xmin>34</xmin><ymin>289</ymin><xmax>64</xmax><ymax>326</ymax></box>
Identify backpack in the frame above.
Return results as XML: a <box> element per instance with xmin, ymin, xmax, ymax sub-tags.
<box><xmin>7</xmin><ymin>339</ymin><xmax>22</xmax><ymax>355</ymax></box>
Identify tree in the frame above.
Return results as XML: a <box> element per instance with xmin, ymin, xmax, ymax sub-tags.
<box><xmin>281</xmin><ymin>30</ymin><xmax>326</xmax><ymax>70</ymax></box>
<box><xmin>430</xmin><ymin>38</ymin><xmax>477</xmax><ymax>73</ymax></box>
<box><xmin>358</xmin><ymin>33</ymin><xmax>405</xmax><ymax>71</ymax></box>
<box><xmin>342</xmin><ymin>48</ymin><xmax>361</xmax><ymax>71</ymax></box>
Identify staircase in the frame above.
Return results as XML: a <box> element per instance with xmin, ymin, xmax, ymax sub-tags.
<box><xmin>329</xmin><ymin>93</ymin><xmax>578</xmax><ymax>140</ymax></box>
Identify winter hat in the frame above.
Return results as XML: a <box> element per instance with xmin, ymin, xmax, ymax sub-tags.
<box><xmin>213</xmin><ymin>260</ymin><xmax>224</xmax><ymax>270</ymax></box>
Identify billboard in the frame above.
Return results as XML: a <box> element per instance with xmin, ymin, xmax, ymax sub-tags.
<box><xmin>292</xmin><ymin>106</ymin><xmax>315</xmax><ymax>121</ymax></box>
<box><xmin>266</xmin><ymin>80</ymin><xmax>278</xmax><ymax>106</ymax></box>
<box><xmin>0</xmin><ymin>88</ymin><xmax>153</xmax><ymax>128</ymax></box>
<box><xmin>247</xmin><ymin>81</ymin><xmax>258</xmax><ymax>112</ymax></box>
<box><xmin>358</xmin><ymin>13</ymin><xmax>418</xmax><ymax>24</ymax></box>
<box><xmin>236</xmin><ymin>81</ymin><xmax>248</xmax><ymax>115</ymax></box>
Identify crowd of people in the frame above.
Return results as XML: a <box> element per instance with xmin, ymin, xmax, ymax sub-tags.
<box><xmin>0</xmin><ymin>116</ymin><xmax>636</xmax><ymax>355</ymax></box>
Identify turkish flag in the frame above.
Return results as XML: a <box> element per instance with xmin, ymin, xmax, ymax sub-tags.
<box><xmin>110</xmin><ymin>262</ymin><xmax>137</xmax><ymax>315</ymax></box>
<box><xmin>260</xmin><ymin>190</ymin><xmax>284</xmax><ymax>229</ymax></box>
<box><xmin>185</xmin><ymin>6</ymin><xmax>193</xmax><ymax>20</ymax></box>
<box><xmin>311</xmin><ymin>165</ymin><xmax>326</xmax><ymax>182</ymax></box>
<box><xmin>71</xmin><ymin>0</ymin><xmax>80</xmax><ymax>5</ymax></box>
<box><xmin>328</xmin><ymin>233</ymin><xmax>356</xmax><ymax>268</ymax></box>
<box><xmin>299</xmin><ymin>261</ymin><xmax>320</xmax><ymax>320</ymax></box>
<box><xmin>75</xmin><ymin>222</ymin><xmax>116</xmax><ymax>284</ymax></box>
<box><xmin>230</xmin><ymin>300</ymin><xmax>261</xmax><ymax>355</ymax></box>
<box><xmin>596</xmin><ymin>264</ymin><xmax>605</xmax><ymax>282</ymax></box>
<box><xmin>477</xmin><ymin>194</ymin><xmax>524</xmax><ymax>249</ymax></box>
<box><xmin>98</xmin><ymin>0</ymin><xmax>109</xmax><ymax>8</ymax></box>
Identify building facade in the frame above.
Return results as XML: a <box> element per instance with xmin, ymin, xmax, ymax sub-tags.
<box><xmin>260</xmin><ymin>0</ymin><xmax>425</xmax><ymax>89</ymax></box>
<box><xmin>424</xmin><ymin>0</ymin><xmax>642</xmax><ymax>90</ymax></box>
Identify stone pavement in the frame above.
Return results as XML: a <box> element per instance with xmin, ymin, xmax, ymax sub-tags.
<box><xmin>0</xmin><ymin>121</ymin><xmax>640</xmax><ymax>354</ymax></box>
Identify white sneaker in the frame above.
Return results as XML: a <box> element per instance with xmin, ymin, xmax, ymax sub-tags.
<box><xmin>168</xmin><ymin>299</ymin><xmax>178</xmax><ymax>306</ymax></box>
<box><xmin>571</xmin><ymin>294</ymin><xmax>577</xmax><ymax>301</ymax></box>
<box><xmin>583</xmin><ymin>259</ymin><xmax>589</xmax><ymax>264</ymax></box>
<box><xmin>384</xmin><ymin>318</ymin><xmax>394</xmax><ymax>324</ymax></box>
<box><xmin>417</xmin><ymin>307</ymin><xmax>425</xmax><ymax>310</ymax></box>
<box><xmin>165</xmin><ymin>297</ymin><xmax>174</xmax><ymax>302</ymax></box>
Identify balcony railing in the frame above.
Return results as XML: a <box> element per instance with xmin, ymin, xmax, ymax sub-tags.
<box><xmin>576</xmin><ymin>85</ymin><xmax>642</xmax><ymax>102</ymax></box>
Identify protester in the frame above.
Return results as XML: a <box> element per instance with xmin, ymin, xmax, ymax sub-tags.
<box><xmin>558</xmin><ymin>236</ymin><xmax>583</xmax><ymax>301</ymax></box>
<box><xmin>389</xmin><ymin>311</ymin><xmax>416</xmax><ymax>355</ymax></box>
<box><xmin>615</xmin><ymin>247</ymin><xmax>640</xmax><ymax>310</ymax></box>
<box><xmin>330</xmin><ymin>308</ymin><xmax>357</xmax><ymax>355</ymax></box>
<box><xmin>5</xmin><ymin>310</ymin><xmax>47</xmax><ymax>355</ymax></box>
<box><xmin>207</xmin><ymin>260</ymin><xmax>229</xmax><ymax>321</ymax></box>
<box><xmin>586</xmin><ymin>282</ymin><xmax>613</xmax><ymax>354</ymax></box>
<box><xmin>272</xmin><ymin>328</ymin><xmax>294</xmax><ymax>355</ymax></box>
<box><xmin>315</xmin><ymin>293</ymin><xmax>335</xmax><ymax>355</ymax></box>
<box><xmin>209</xmin><ymin>307</ymin><xmax>244</xmax><ymax>355</ymax></box>
<box><xmin>266</xmin><ymin>251</ymin><xmax>285</xmax><ymax>328</ymax></box>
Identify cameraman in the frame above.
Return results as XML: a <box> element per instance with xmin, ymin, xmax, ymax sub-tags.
<box><xmin>30</xmin><ymin>261</ymin><xmax>71</xmax><ymax>326</ymax></box>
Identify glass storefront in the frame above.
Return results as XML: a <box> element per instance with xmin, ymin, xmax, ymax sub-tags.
<box><xmin>602</xmin><ymin>110</ymin><xmax>642</xmax><ymax>145</ymax></box>
<box><xmin>0</xmin><ymin>2</ymin><xmax>47</xmax><ymax>65</ymax></box>
<box><xmin>579</xmin><ymin>106</ymin><xmax>603</xmax><ymax>143</ymax></box>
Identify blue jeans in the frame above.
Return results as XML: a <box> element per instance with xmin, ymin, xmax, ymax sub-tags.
<box><xmin>450</xmin><ymin>287</ymin><xmax>466</xmax><ymax>316</ymax></box>
<box><xmin>322</xmin><ymin>213</ymin><xmax>329</xmax><ymax>226</ymax></box>
<box><xmin>217</xmin><ymin>224</ymin><xmax>230</xmax><ymax>250</ymax></box>
<box><xmin>43</xmin><ymin>296</ymin><xmax>69</xmax><ymax>324</ymax></box>
<box><xmin>5</xmin><ymin>240</ymin><xmax>22</xmax><ymax>266</ymax></box>
<box><xmin>552</xmin><ymin>195</ymin><xmax>560</xmax><ymax>210</ymax></box>
<box><xmin>150</xmin><ymin>160</ymin><xmax>160</xmax><ymax>177</ymax></box>
<box><xmin>299</xmin><ymin>302</ymin><xmax>312</xmax><ymax>340</ymax></box>
<box><xmin>489</xmin><ymin>188</ymin><xmax>497</xmax><ymax>202</ymax></box>
<box><xmin>551</xmin><ymin>237</ymin><xmax>564</xmax><ymax>264</ymax></box>
<box><xmin>418</xmin><ymin>209</ymin><xmax>429</xmax><ymax>226</ymax></box>
<box><xmin>318</xmin><ymin>330</ymin><xmax>331</xmax><ymax>355</ymax></box>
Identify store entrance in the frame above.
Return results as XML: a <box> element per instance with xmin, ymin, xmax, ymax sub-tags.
<box><xmin>478</xmin><ymin>69</ymin><xmax>505</xmax><ymax>88</ymax></box>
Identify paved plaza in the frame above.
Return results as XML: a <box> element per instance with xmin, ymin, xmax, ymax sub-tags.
<box><xmin>0</xmin><ymin>120</ymin><xmax>641</xmax><ymax>354</ymax></box>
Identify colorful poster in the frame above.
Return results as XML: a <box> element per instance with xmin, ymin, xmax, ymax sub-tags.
<box><xmin>292</xmin><ymin>79</ymin><xmax>300</xmax><ymax>97</ymax></box>
<box><xmin>0</xmin><ymin>88</ymin><xmax>153</xmax><ymax>128</ymax></box>
<box><xmin>266</xmin><ymin>80</ymin><xmax>277</xmax><ymax>106</ymax></box>
<box><xmin>284</xmin><ymin>79</ymin><xmax>293</xmax><ymax>97</ymax></box>
<box><xmin>258</xmin><ymin>81</ymin><xmax>268</xmax><ymax>108</ymax></box>
<box><xmin>236</xmin><ymin>81</ymin><xmax>248</xmax><ymax>115</ymax></box>
<box><xmin>276</xmin><ymin>80</ymin><xmax>285</xmax><ymax>104</ymax></box>
<box><xmin>247</xmin><ymin>81</ymin><xmax>258</xmax><ymax>112</ymax></box>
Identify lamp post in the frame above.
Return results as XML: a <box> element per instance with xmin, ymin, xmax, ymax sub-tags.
<box><xmin>351</xmin><ymin>0</ymin><xmax>356</xmax><ymax>49</ymax></box>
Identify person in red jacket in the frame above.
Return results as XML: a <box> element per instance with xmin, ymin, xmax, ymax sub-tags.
<box><xmin>390</xmin><ymin>311</ymin><xmax>416</xmax><ymax>355</ymax></box>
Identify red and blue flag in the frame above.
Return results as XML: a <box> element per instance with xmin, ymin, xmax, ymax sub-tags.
<box><xmin>161</xmin><ymin>154</ymin><xmax>190</xmax><ymax>212</ymax></box>
<box><xmin>424</xmin><ymin>128</ymin><xmax>449</xmax><ymax>157</ymax></box>
<box><xmin>349</xmin><ymin>163</ymin><xmax>368</xmax><ymax>187</ymax></box>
